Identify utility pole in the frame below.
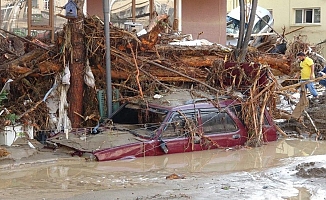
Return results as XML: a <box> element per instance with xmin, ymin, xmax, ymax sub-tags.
<box><xmin>103</xmin><ymin>0</ymin><xmax>112</xmax><ymax>117</ymax></box>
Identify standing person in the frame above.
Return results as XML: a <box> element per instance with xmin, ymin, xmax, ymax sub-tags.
<box><xmin>296</xmin><ymin>52</ymin><xmax>318</xmax><ymax>99</ymax></box>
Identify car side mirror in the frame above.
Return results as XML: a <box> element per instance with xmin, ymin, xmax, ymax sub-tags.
<box><xmin>159</xmin><ymin>139</ymin><xmax>168</xmax><ymax>154</ymax></box>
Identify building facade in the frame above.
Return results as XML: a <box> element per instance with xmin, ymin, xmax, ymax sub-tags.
<box><xmin>227</xmin><ymin>0</ymin><xmax>326</xmax><ymax>56</ymax></box>
<box><xmin>259</xmin><ymin>0</ymin><xmax>326</xmax><ymax>53</ymax></box>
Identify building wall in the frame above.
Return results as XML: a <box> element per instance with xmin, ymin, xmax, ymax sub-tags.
<box><xmin>226</xmin><ymin>0</ymin><xmax>238</xmax><ymax>12</ymax></box>
<box><xmin>87</xmin><ymin>0</ymin><xmax>227</xmax><ymax>45</ymax></box>
<box><xmin>86</xmin><ymin>0</ymin><xmax>104</xmax><ymax>18</ymax></box>
<box><xmin>258</xmin><ymin>0</ymin><xmax>326</xmax><ymax>56</ymax></box>
<box><xmin>182</xmin><ymin>0</ymin><xmax>226</xmax><ymax>44</ymax></box>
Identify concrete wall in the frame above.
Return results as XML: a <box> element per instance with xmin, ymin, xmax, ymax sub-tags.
<box><xmin>258</xmin><ymin>0</ymin><xmax>326</xmax><ymax>56</ymax></box>
<box><xmin>182</xmin><ymin>0</ymin><xmax>226</xmax><ymax>44</ymax></box>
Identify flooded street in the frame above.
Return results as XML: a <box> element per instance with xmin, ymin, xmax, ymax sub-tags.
<box><xmin>1</xmin><ymin>138</ymin><xmax>326</xmax><ymax>200</ymax></box>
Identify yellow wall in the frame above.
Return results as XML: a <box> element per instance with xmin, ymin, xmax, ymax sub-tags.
<box><xmin>226</xmin><ymin>0</ymin><xmax>238</xmax><ymax>12</ymax></box>
<box><xmin>258</xmin><ymin>0</ymin><xmax>326</xmax><ymax>56</ymax></box>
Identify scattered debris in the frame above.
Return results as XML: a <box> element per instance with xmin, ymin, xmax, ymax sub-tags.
<box><xmin>0</xmin><ymin>147</ymin><xmax>10</xmax><ymax>157</ymax></box>
<box><xmin>166</xmin><ymin>173</ymin><xmax>185</xmax><ymax>180</ymax></box>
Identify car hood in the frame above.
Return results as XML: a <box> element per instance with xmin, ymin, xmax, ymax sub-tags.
<box><xmin>47</xmin><ymin>125</ymin><xmax>151</xmax><ymax>152</ymax></box>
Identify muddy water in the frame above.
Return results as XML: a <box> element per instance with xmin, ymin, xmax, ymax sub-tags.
<box><xmin>1</xmin><ymin>138</ymin><xmax>326</xmax><ymax>200</ymax></box>
<box><xmin>89</xmin><ymin>138</ymin><xmax>326</xmax><ymax>173</ymax></box>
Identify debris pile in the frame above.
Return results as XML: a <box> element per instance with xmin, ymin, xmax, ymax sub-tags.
<box><xmin>0</xmin><ymin>14</ymin><xmax>325</xmax><ymax>148</ymax></box>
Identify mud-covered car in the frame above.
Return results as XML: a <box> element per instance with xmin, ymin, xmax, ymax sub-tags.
<box><xmin>48</xmin><ymin>90</ymin><xmax>278</xmax><ymax>161</ymax></box>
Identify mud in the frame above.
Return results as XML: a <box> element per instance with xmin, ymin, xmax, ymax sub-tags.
<box><xmin>277</xmin><ymin>92</ymin><xmax>326</xmax><ymax>139</ymax></box>
<box><xmin>1</xmin><ymin>138</ymin><xmax>326</xmax><ymax>200</ymax></box>
<box><xmin>296</xmin><ymin>162</ymin><xmax>326</xmax><ymax>178</ymax></box>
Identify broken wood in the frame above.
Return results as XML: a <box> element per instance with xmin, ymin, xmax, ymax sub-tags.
<box><xmin>303</xmin><ymin>110</ymin><xmax>320</xmax><ymax>138</ymax></box>
<box><xmin>0</xmin><ymin>147</ymin><xmax>10</xmax><ymax>157</ymax></box>
<box><xmin>0</xmin><ymin>49</ymin><xmax>44</xmax><ymax>70</ymax></box>
<box><xmin>280</xmin><ymin>75</ymin><xmax>326</xmax><ymax>91</ymax></box>
<box><xmin>139</xmin><ymin>14</ymin><xmax>169</xmax><ymax>51</ymax></box>
<box><xmin>0</xmin><ymin>28</ymin><xmax>54</xmax><ymax>53</ymax></box>
<box><xmin>275</xmin><ymin>124</ymin><xmax>288</xmax><ymax>137</ymax></box>
<box><xmin>255</xmin><ymin>54</ymin><xmax>292</xmax><ymax>75</ymax></box>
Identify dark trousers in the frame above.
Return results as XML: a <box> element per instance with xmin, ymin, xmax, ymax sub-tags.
<box><xmin>320</xmin><ymin>79</ymin><xmax>326</xmax><ymax>87</ymax></box>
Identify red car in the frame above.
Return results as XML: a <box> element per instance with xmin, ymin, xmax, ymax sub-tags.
<box><xmin>48</xmin><ymin>90</ymin><xmax>278</xmax><ymax>161</ymax></box>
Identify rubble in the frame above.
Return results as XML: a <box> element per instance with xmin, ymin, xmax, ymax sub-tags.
<box><xmin>0</xmin><ymin>14</ymin><xmax>325</xmax><ymax>151</ymax></box>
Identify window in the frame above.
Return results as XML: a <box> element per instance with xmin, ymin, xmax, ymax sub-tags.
<box><xmin>110</xmin><ymin>103</ymin><xmax>168</xmax><ymax>137</ymax></box>
<box><xmin>229</xmin><ymin>105</ymin><xmax>270</xmax><ymax>126</ymax></box>
<box><xmin>44</xmin><ymin>0</ymin><xmax>49</xmax><ymax>10</ymax></box>
<box><xmin>32</xmin><ymin>0</ymin><xmax>38</xmax><ymax>8</ymax></box>
<box><xmin>200</xmin><ymin>110</ymin><xmax>238</xmax><ymax>134</ymax></box>
<box><xmin>252</xmin><ymin>15</ymin><xmax>271</xmax><ymax>34</ymax></box>
<box><xmin>162</xmin><ymin>111</ymin><xmax>198</xmax><ymax>139</ymax></box>
<box><xmin>295</xmin><ymin>8</ymin><xmax>320</xmax><ymax>24</ymax></box>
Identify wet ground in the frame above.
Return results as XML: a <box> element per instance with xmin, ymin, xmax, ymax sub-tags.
<box><xmin>0</xmin><ymin>138</ymin><xmax>326</xmax><ymax>200</ymax></box>
<box><xmin>277</xmin><ymin>91</ymin><xmax>326</xmax><ymax>139</ymax></box>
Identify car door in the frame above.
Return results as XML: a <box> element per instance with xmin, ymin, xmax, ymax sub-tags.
<box><xmin>229</xmin><ymin>105</ymin><xmax>277</xmax><ymax>143</ymax></box>
<box><xmin>155</xmin><ymin>110</ymin><xmax>199</xmax><ymax>155</ymax></box>
<box><xmin>261</xmin><ymin>109</ymin><xmax>278</xmax><ymax>142</ymax></box>
<box><xmin>196</xmin><ymin>108</ymin><xmax>243</xmax><ymax>150</ymax></box>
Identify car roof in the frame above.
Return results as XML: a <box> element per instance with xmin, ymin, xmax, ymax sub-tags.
<box><xmin>137</xmin><ymin>89</ymin><xmax>239</xmax><ymax>111</ymax></box>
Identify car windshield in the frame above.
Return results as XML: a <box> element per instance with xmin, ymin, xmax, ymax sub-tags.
<box><xmin>111</xmin><ymin>103</ymin><xmax>168</xmax><ymax>138</ymax></box>
<box><xmin>227</xmin><ymin>15</ymin><xmax>270</xmax><ymax>35</ymax></box>
<box><xmin>226</xmin><ymin>16</ymin><xmax>241</xmax><ymax>34</ymax></box>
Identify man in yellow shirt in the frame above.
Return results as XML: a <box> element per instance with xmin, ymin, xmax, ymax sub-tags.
<box><xmin>296</xmin><ymin>52</ymin><xmax>318</xmax><ymax>99</ymax></box>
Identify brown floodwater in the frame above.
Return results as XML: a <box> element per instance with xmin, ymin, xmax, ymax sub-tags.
<box><xmin>1</xmin><ymin>138</ymin><xmax>325</xmax><ymax>200</ymax></box>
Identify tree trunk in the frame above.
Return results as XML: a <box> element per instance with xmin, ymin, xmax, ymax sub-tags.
<box><xmin>235</xmin><ymin>0</ymin><xmax>245</xmax><ymax>58</ymax></box>
<box><xmin>239</xmin><ymin>0</ymin><xmax>258</xmax><ymax>62</ymax></box>
<box><xmin>68</xmin><ymin>0</ymin><xmax>85</xmax><ymax>128</ymax></box>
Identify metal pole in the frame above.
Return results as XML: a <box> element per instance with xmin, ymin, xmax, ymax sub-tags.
<box><xmin>103</xmin><ymin>0</ymin><xmax>112</xmax><ymax>118</ymax></box>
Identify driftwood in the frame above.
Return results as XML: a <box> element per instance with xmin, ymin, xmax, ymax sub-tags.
<box><xmin>0</xmin><ymin>28</ymin><xmax>54</xmax><ymax>53</ymax></box>
<box><xmin>255</xmin><ymin>54</ymin><xmax>292</xmax><ymax>75</ymax></box>
<box><xmin>8</xmin><ymin>60</ymin><xmax>61</xmax><ymax>76</ymax></box>
<box><xmin>0</xmin><ymin>14</ymin><xmax>323</xmax><ymax>145</ymax></box>
<box><xmin>280</xmin><ymin>75</ymin><xmax>326</xmax><ymax>91</ymax></box>
<box><xmin>139</xmin><ymin>14</ymin><xmax>169</xmax><ymax>51</ymax></box>
<box><xmin>0</xmin><ymin>49</ymin><xmax>44</xmax><ymax>69</ymax></box>
<box><xmin>0</xmin><ymin>147</ymin><xmax>10</xmax><ymax>157</ymax></box>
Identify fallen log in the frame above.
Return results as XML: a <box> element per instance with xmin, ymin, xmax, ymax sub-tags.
<box><xmin>141</xmin><ymin>59</ymin><xmax>219</xmax><ymax>92</ymax></box>
<box><xmin>156</xmin><ymin>45</ymin><xmax>294</xmax><ymax>76</ymax></box>
<box><xmin>177</xmin><ymin>55</ymin><xmax>219</xmax><ymax>67</ymax></box>
<box><xmin>9</xmin><ymin>60</ymin><xmax>61</xmax><ymax>76</ymax></box>
<box><xmin>254</xmin><ymin>54</ymin><xmax>293</xmax><ymax>75</ymax></box>
<box><xmin>0</xmin><ymin>49</ymin><xmax>44</xmax><ymax>70</ymax></box>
